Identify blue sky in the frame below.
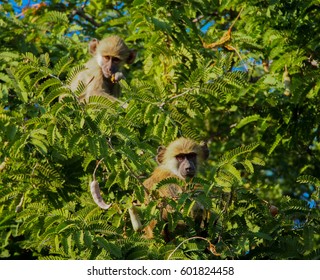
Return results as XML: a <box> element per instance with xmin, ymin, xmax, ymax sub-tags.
<box><xmin>10</xmin><ymin>0</ymin><xmax>43</xmax><ymax>14</ymax></box>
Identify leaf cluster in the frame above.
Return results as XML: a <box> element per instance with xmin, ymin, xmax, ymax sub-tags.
<box><xmin>1</xmin><ymin>0</ymin><xmax>320</xmax><ymax>260</ymax></box>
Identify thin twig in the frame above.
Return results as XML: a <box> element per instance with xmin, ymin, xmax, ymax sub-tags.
<box><xmin>228</xmin><ymin>7</ymin><xmax>244</xmax><ymax>31</ymax></box>
<box><xmin>167</xmin><ymin>236</ymin><xmax>216</xmax><ymax>260</ymax></box>
<box><xmin>93</xmin><ymin>158</ymin><xmax>104</xmax><ymax>181</ymax></box>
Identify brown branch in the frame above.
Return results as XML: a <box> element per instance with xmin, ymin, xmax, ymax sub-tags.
<box><xmin>69</xmin><ymin>7</ymin><xmax>101</xmax><ymax>27</ymax></box>
<box><xmin>202</xmin><ymin>7</ymin><xmax>244</xmax><ymax>49</ymax></box>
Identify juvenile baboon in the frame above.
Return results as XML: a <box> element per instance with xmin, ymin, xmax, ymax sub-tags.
<box><xmin>142</xmin><ymin>137</ymin><xmax>209</xmax><ymax>239</ymax></box>
<box><xmin>144</xmin><ymin>137</ymin><xmax>208</xmax><ymax>195</ymax></box>
<box><xmin>68</xmin><ymin>35</ymin><xmax>136</xmax><ymax>102</ymax></box>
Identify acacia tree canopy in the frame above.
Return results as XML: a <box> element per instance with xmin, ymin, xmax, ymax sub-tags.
<box><xmin>0</xmin><ymin>0</ymin><xmax>319</xmax><ymax>260</ymax></box>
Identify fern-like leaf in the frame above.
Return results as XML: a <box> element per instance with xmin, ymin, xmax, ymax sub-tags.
<box><xmin>297</xmin><ymin>175</ymin><xmax>320</xmax><ymax>187</ymax></box>
<box><xmin>236</xmin><ymin>114</ymin><xmax>261</xmax><ymax>129</ymax></box>
<box><xmin>218</xmin><ymin>143</ymin><xmax>260</xmax><ymax>167</ymax></box>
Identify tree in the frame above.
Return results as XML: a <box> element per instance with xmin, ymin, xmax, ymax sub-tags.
<box><xmin>0</xmin><ymin>0</ymin><xmax>319</xmax><ymax>260</ymax></box>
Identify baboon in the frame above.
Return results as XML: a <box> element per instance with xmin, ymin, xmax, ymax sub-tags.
<box><xmin>67</xmin><ymin>35</ymin><xmax>136</xmax><ymax>102</ymax></box>
<box><xmin>142</xmin><ymin>137</ymin><xmax>209</xmax><ymax>239</ymax></box>
<box><xmin>144</xmin><ymin>137</ymin><xmax>209</xmax><ymax>196</ymax></box>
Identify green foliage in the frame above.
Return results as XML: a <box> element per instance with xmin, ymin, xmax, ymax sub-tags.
<box><xmin>1</xmin><ymin>0</ymin><xmax>320</xmax><ymax>260</ymax></box>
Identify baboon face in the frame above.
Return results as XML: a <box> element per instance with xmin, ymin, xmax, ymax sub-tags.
<box><xmin>175</xmin><ymin>152</ymin><xmax>197</xmax><ymax>178</ymax></box>
<box><xmin>90</xmin><ymin>36</ymin><xmax>136</xmax><ymax>79</ymax></box>
<box><xmin>97</xmin><ymin>54</ymin><xmax>122</xmax><ymax>78</ymax></box>
<box><xmin>155</xmin><ymin>138</ymin><xmax>209</xmax><ymax>180</ymax></box>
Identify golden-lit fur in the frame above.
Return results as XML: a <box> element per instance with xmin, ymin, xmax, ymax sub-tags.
<box><xmin>70</xmin><ymin>56</ymin><xmax>120</xmax><ymax>101</ymax></box>
<box><xmin>142</xmin><ymin>137</ymin><xmax>209</xmax><ymax>239</ymax></box>
<box><xmin>161</xmin><ymin>137</ymin><xmax>208</xmax><ymax>164</ymax></box>
<box><xmin>144</xmin><ymin>138</ymin><xmax>208</xmax><ymax>192</ymax></box>
<box><xmin>67</xmin><ymin>35</ymin><xmax>135</xmax><ymax>102</ymax></box>
<box><xmin>96</xmin><ymin>35</ymin><xmax>132</xmax><ymax>60</ymax></box>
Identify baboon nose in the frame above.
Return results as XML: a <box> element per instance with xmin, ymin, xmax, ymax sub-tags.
<box><xmin>186</xmin><ymin>168</ymin><xmax>195</xmax><ymax>176</ymax></box>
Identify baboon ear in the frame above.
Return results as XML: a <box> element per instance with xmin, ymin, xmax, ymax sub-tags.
<box><xmin>126</xmin><ymin>49</ymin><xmax>136</xmax><ymax>64</ymax></box>
<box><xmin>200</xmin><ymin>141</ymin><xmax>209</xmax><ymax>160</ymax></box>
<box><xmin>156</xmin><ymin>146</ymin><xmax>166</xmax><ymax>164</ymax></box>
<box><xmin>88</xmin><ymin>38</ymin><xmax>99</xmax><ymax>55</ymax></box>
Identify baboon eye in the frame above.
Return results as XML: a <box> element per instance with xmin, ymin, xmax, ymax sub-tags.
<box><xmin>113</xmin><ymin>57</ymin><xmax>121</xmax><ymax>63</ymax></box>
<box><xmin>187</xmin><ymin>153</ymin><xmax>197</xmax><ymax>161</ymax></box>
<box><xmin>176</xmin><ymin>154</ymin><xmax>185</xmax><ymax>162</ymax></box>
<box><xmin>104</xmin><ymin>55</ymin><xmax>111</xmax><ymax>61</ymax></box>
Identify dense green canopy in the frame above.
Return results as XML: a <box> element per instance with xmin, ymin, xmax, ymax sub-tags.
<box><xmin>0</xmin><ymin>0</ymin><xmax>319</xmax><ymax>260</ymax></box>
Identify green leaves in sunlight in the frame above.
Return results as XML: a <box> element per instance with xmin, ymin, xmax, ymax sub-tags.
<box><xmin>1</xmin><ymin>0</ymin><xmax>320</xmax><ymax>260</ymax></box>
